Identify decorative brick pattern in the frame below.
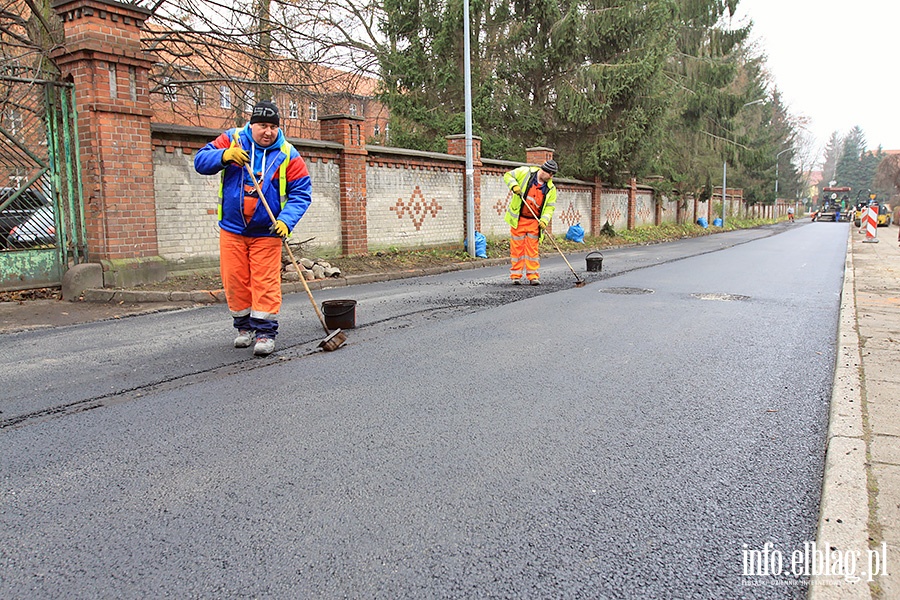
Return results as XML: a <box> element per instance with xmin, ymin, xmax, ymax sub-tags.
<box><xmin>390</xmin><ymin>186</ymin><xmax>443</xmax><ymax>231</ymax></box>
<box><xmin>367</xmin><ymin>164</ymin><xmax>463</xmax><ymax>248</ymax></box>
<box><xmin>635</xmin><ymin>191</ymin><xmax>654</xmax><ymax>227</ymax></box>
<box><xmin>555</xmin><ymin>185</ymin><xmax>591</xmax><ymax>233</ymax></box>
<box><xmin>558</xmin><ymin>202</ymin><xmax>582</xmax><ymax>228</ymax></box>
<box><xmin>479</xmin><ymin>173</ymin><xmax>511</xmax><ymax>238</ymax></box>
<box><xmin>602</xmin><ymin>191</ymin><xmax>629</xmax><ymax>231</ymax></box>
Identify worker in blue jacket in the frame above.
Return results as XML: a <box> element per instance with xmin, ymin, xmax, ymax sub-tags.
<box><xmin>194</xmin><ymin>100</ymin><xmax>312</xmax><ymax>356</ymax></box>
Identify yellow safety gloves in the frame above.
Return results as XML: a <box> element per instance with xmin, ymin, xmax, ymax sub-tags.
<box><xmin>269</xmin><ymin>220</ymin><xmax>290</xmax><ymax>238</ymax></box>
<box><xmin>223</xmin><ymin>147</ymin><xmax>250</xmax><ymax>167</ymax></box>
<box><xmin>512</xmin><ymin>185</ymin><xmax>522</xmax><ymax>196</ymax></box>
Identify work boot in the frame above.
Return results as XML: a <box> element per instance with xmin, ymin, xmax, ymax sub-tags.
<box><xmin>234</xmin><ymin>329</ymin><xmax>255</xmax><ymax>348</ymax></box>
<box><xmin>512</xmin><ymin>278</ymin><xmax>524</xmax><ymax>285</ymax></box>
<box><xmin>253</xmin><ymin>337</ymin><xmax>275</xmax><ymax>356</ymax></box>
<box><xmin>529</xmin><ymin>279</ymin><xmax>541</xmax><ymax>286</ymax></box>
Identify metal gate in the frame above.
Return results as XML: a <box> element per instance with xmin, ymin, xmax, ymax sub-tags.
<box><xmin>0</xmin><ymin>70</ymin><xmax>86</xmax><ymax>291</ymax></box>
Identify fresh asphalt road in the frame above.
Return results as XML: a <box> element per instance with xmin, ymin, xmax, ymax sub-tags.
<box><xmin>0</xmin><ymin>221</ymin><xmax>848</xmax><ymax>598</ymax></box>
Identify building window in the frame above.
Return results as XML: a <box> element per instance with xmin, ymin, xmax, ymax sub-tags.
<box><xmin>108</xmin><ymin>63</ymin><xmax>117</xmax><ymax>98</ymax></box>
<box><xmin>308</xmin><ymin>102</ymin><xmax>317</xmax><ymax>121</ymax></box>
<box><xmin>162</xmin><ymin>77</ymin><xmax>177</xmax><ymax>103</ymax></box>
<box><xmin>193</xmin><ymin>86</ymin><xmax>205</xmax><ymax>107</ymax></box>
<box><xmin>373</xmin><ymin>124</ymin><xmax>380</xmax><ymax>137</ymax></box>
<box><xmin>4</xmin><ymin>109</ymin><xmax>23</xmax><ymax>136</ymax></box>
<box><xmin>349</xmin><ymin>103</ymin><xmax>357</xmax><ymax>116</ymax></box>
<box><xmin>220</xmin><ymin>86</ymin><xmax>231</xmax><ymax>109</ymax></box>
<box><xmin>289</xmin><ymin>100</ymin><xmax>298</xmax><ymax>119</ymax></box>
<box><xmin>128</xmin><ymin>67</ymin><xmax>137</xmax><ymax>101</ymax></box>
<box><xmin>245</xmin><ymin>90</ymin><xmax>255</xmax><ymax>113</ymax></box>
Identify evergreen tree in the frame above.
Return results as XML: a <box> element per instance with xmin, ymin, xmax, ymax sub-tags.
<box><xmin>835</xmin><ymin>125</ymin><xmax>868</xmax><ymax>200</ymax></box>
<box><xmin>376</xmin><ymin>0</ymin><xmax>679</xmax><ymax>180</ymax></box>
<box><xmin>650</xmin><ymin>0</ymin><xmax>758</xmax><ymax>204</ymax></box>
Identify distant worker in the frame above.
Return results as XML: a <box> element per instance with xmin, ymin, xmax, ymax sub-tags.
<box><xmin>503</xmin><ymin>160</ymin><xmax>559</xmax><ymax>285</ymax></box>
<box><xmin>787</xmin><ymin>206</ymin><xmax>795</xmax><ymax>222</ymax></box>
<box><xmin>194</xmin><ymin>101</ymin><xmax>312</xmax><ymax>356</ymax></box>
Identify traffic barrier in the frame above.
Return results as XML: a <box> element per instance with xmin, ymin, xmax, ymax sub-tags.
<box><xmin>863</xmin><ymin>206</ymin><xmax>879</xmax><ymax>243</ymax></box>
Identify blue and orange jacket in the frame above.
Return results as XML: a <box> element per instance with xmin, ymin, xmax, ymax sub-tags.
<box><xmin>194</xmin><ymin>125</ymin><xmax>312</xmax><ymax>237</ymax></box>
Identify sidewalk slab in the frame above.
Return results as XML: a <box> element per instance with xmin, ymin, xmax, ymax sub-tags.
<box><xmin>847</xmin><ymin>224</ymin><xmax>900</xmax><ymax>600</ymax></box>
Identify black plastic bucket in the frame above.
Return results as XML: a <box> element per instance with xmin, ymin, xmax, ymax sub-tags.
<box><xmin>322</xmin><ymin>299</ymin><xmax>357</xmax><ymax>329</ymax></box>
<box><xmin>586</xmin><ymin>251</ymin><xmax>603</xmax><ymax>272</ymax></box>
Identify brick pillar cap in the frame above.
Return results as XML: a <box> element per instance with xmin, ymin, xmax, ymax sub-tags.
<box><xmin>319</xmin><ymin>114</ymin><xmax>365</xmax><ymax>122</ymax></box>
<box><xmin>526</xmin><ymin>146</ymin><xmax>555</xmax><ymax>152</ymax></box>
<box><xmin>52</xmin><ymin>0</ymin><xmax>152</xmax><ymax>17</ymax></box>
<box><xmin>446</xmin><ymin>134</ymin><xmax>483</xmax><ymax>141</ymax></box>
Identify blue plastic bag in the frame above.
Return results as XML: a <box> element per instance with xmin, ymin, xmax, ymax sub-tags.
<box><xmin>464</xmin><ymin>231</ymin><xmax>488</xmax><ymax>258</ymax></box>
<box><xmin>566</xmin><ymin>223</ymin><xmax>585</xmax><ymax>243</ymax></box>
<box><xmin>697</xmin><ymin>217</ymin><xmax>709</xmax><ymax>228</ymax></box>
<box><xmin>712</xmin><ymin>217</ymin><xmax>723</xmax><ymax>227</ymax></box>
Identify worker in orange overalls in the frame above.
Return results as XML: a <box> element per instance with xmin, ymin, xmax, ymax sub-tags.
<box><xmin>194</xmin><ymin>101</ymin><xmax>312</xmax><ymax>356</ymax></box>
<box><xmin>503</xmin><ymin>160</ymin><xmax>558</xmax><ymax>285</ymax></box>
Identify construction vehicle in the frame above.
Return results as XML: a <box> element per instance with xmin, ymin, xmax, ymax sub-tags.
<box><xmin>853</xmin><ymin>193</ymin><xmax>893</xmax><ymax>227</ymax></box>
<box><xmin>817</xmin><ymin>186</ymin><xmax>852</xmax><ymax>222</ymax></box>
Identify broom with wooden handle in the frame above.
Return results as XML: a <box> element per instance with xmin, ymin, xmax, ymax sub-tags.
<box><xmin>518</xmin><ymin>190</ymin><xmax>586</xmax><ymax>288</ymax></box>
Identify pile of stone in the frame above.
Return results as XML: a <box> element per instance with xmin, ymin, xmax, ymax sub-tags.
<box><xmin>281</xmin><ymin>250</ymin><xmax>341</xmax><ymax>282</ymax></box>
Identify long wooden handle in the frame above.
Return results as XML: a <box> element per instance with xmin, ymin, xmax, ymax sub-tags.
<box><xmin>232</xmin><ymin>134</ymin><xmax>331</xmax><ymax>333</ymax></box>
<box><xmin>519</xmin><ymin>191</ymin><xmax>583</xmax><ymax>281</ymax></box>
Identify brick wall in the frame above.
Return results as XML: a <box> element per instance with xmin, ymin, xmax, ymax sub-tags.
<box><xmin>148</xmin><ymin>126</ymin><xmax>748</xmax><ymax>267</ymax></box>
<box><xmin>480</xmin><ymin>166</ymin><xmax>516</xmax><ymax>238</ymax></box>
<box><xmin>600</xmin><ymin>191</ymin><xmax>629</xmax><ymax>231</ymax></box>
<box><xmin>660</xmin><ymin>197</ymin><xmax>679</xmax><ymax>224</ymax></box>
<box><xmin>553</xmin><ymin>185</ymin><xmax>593</xmax><ymax>235</ymax></box>
<box><xmin>635</xmin><ymin>191</ymin><xmax>655</xmax><ymax>227</ymax></box>
<box><xmin>366</xmin><ymin>154</ymin><xmax>464</xmax><ymax>249</ymax></box>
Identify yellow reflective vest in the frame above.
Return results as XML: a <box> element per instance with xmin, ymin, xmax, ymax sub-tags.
<box><xmin>503</xmin><ymin>166</ymin><xmax>557</xmax><ymax>232</ymax></box>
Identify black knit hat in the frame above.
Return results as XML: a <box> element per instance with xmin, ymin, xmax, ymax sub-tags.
<box><xmin>250</xmin><ymin>100</ymin><xmax>280</xmax><ymax>126</ymax></box>
<box><xmin>541</xmin><ymin>159</ymin><xmax>558</xmax><ymax>174</ymax></box>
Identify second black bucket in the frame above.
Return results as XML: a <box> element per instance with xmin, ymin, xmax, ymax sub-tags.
<box><xmin>322</xmin><ymin>299</ymin><xmax>357</xmax><ymax>330</ymax></box>
<box><xmin>586</xmin><ymin>251</ymin><xmax>603</xmax><ymax>272</ymax></box>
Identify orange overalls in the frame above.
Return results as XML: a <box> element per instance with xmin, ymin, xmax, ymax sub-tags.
<box><xmin>218</xmin><ymin>178</ymin><xmax>283</xmax><ymax>335</ymax></box>
<box><xmin>510</xmin><ymin>185</ymin><xmax>545</xmax><ymax>282</ymax></box>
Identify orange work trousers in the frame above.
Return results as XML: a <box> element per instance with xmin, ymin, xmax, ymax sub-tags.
<box><xmin>510</xmin><ymin>218</ymin><xmax>541</xmax><ymax>281</ymax></box>
<box><xmin>219</xmin><ymin>229</ymin><xmax>283</xmax><ymax>324</ymax></box>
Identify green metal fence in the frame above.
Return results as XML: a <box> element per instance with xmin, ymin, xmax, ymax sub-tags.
<box><xmin>0</xmin><ymin>71</ymin><xmax>85</xmax><ymax>291</ymax></box>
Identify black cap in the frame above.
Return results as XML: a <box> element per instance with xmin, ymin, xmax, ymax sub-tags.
<box><xmin>541</xmin><ymin>159</ymin><xmax>558</xmax><ymax>174</ymax></box>
<box><xmin>250</xmin><ymin>100</ymin><xmax>280</xmax><ymax>126</ymax></box>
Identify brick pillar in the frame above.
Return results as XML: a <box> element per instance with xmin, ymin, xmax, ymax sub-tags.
<box><xmin>52</xmin><ymin>0</ymin><xmax>163</xmax><ymax>284</ymax></box>
<box><xmin>446</xmin><ymin>134</ymin><xmax>482</xmax><ymax>235</ymax></box>
<box><xmin>320</xmin><ymin>114</ymin><xmax>368</xmax><ymax>255</ymax></box>
<box><xmin>526</xmin><ymin>146</ymin><xmax>554</xmax><ymax>167</ymax></box>
<box><xmin>591</xmin><ymin>176</ymin><xmax>603</xmax><ymax>236</ymax></box>
<box><xmin>627</xmin><ymin>177</ymin><xmax>637</xmax><ymax>230</ymax></box>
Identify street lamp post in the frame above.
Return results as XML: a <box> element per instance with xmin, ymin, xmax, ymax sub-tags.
<box><xmin>462</xmin><ymin>0</ymin><xmax>475</xmax><ymax>257</ymax></box>
<box><xmin>722</xmin><ymin>99</ymin><xmax>765</xmax><ymax>225</ymax></box>
<box><xmin>775</xmin><ymin>147</ymin><xmax>791</xmax><ymax>219</ymax></box>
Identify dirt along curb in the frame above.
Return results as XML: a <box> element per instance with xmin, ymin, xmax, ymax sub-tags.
<box><xmin>80</xmin><ymin>257</ymin><xmax>511</xmax><ymax>304</ymax></box>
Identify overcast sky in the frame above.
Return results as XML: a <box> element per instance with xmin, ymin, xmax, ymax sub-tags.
<box><xmin>733</xmin><ymin>0</ymin><xmax>900</xmax><ymax>163</ymax></box>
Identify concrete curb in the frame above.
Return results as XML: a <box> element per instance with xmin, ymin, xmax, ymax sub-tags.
<box><xmin>80</xmin><ymin>258</ymin><xmax>511</xmax><ymax>303</ymax></box>
<box><xmin>808</xmin><ymin>234</ymin><xmax>872</xmax><ymax>599</ymax></box>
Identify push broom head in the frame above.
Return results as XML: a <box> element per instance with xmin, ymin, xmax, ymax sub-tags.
<box><xmin>319</xmin><ymin>329</ymin><xmax>347</xmax><ymax>352</ymax></box>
